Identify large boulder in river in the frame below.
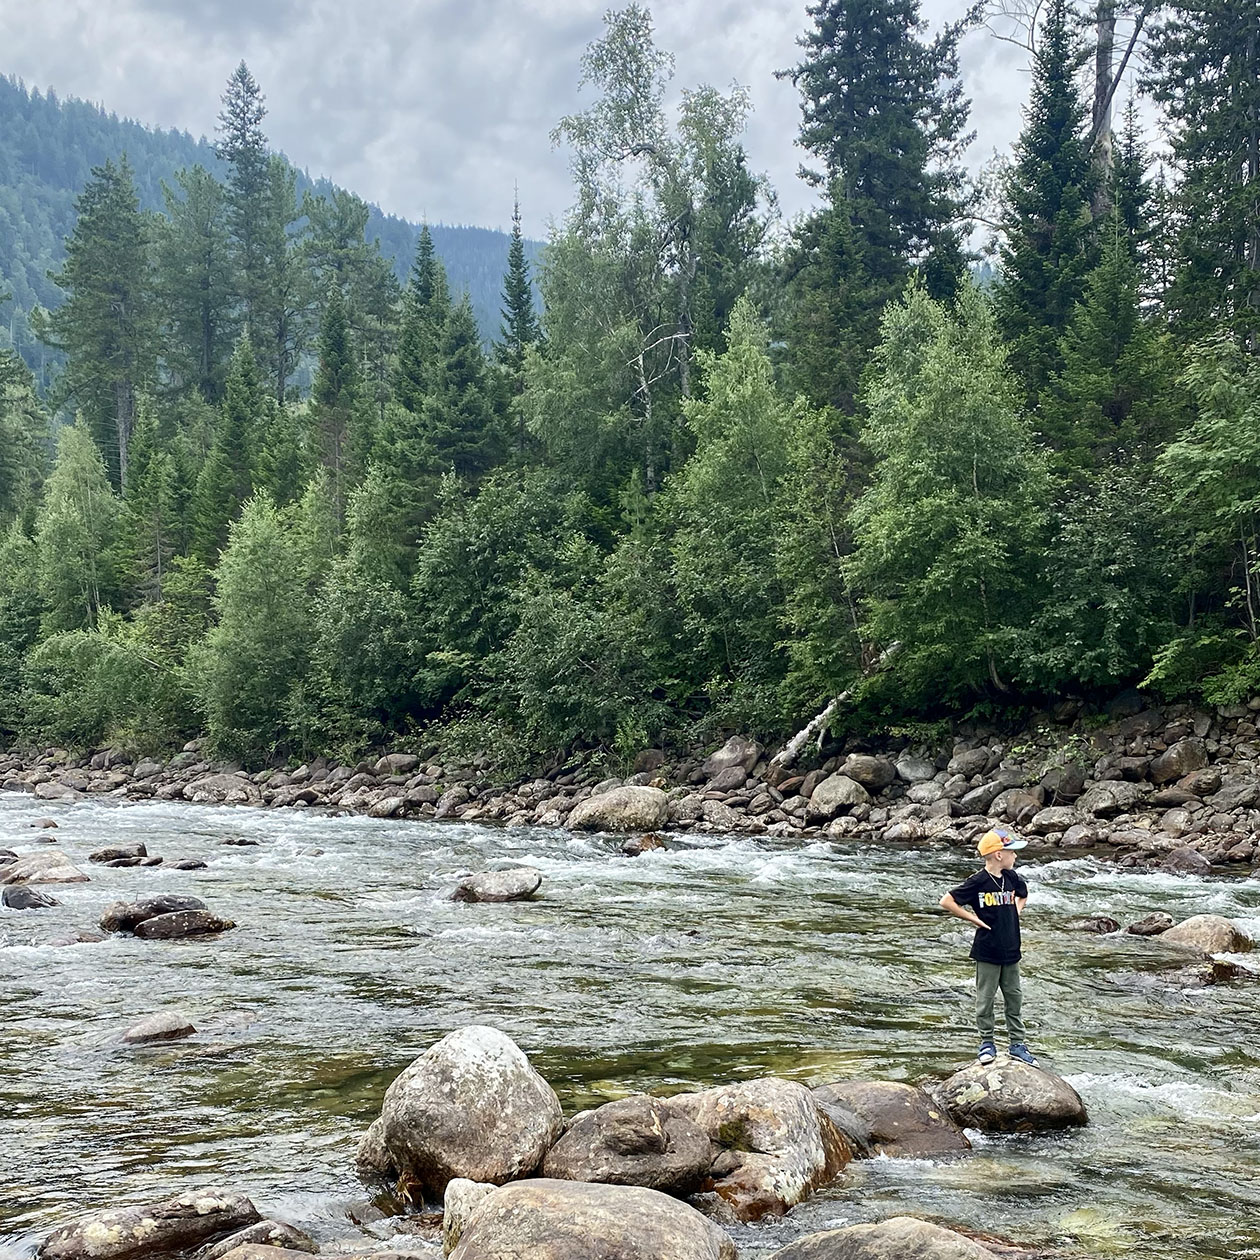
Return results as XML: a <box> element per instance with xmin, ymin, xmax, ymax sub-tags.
<box><xmin>542</xmin><ymin>1094</ymin><xmax>711</xmax><ymax>1194</ymax></box>
<box><xmin>936</xmin><ymin>1060</ymin><xmax>1087</xmax><ymax>1133</ymax></box>
<box><xmin>101</xmin><ymin>895</ymin><xmax>207</xmax><ymax>933</ymax></box>
<box><xmin>812</xmin><ymin>1081</ymin><xmax>970</xmax><ymax>1158</ymax></box>
<box><xmin>806</xmin><ymin>774</ymin><xmax>871</xmax><ymax>822</ymax></box>
<box><xmin>566</xmin><ymin>785</ymin><xmax>669</xmax><ymax>833</ymax></box>
<box><xmin>1159</xmin><ymin>914</ymin><xmax>1252</xmax><ymax>954</ymax></box>
<box><xmin>764</xmin><ymin>1216</ymin><xmax>1001</xmax><ymax>1260</ymax></box>
<box><xmin>664</xmin><ymin>1077</ymin><xmax>850</xmax><ymax>1221</ymax></box>
<box><xmin>447</xmin><ymin>1179</ymin><xmax>735</xmax><ymax>1260</ymax></box>
<box><xmin>37</xmin><ymin>1189</ymin><xmax>261</xmax><ymax>1260</ymax></box>
<box><xmin>452</xmin><ymin>867</ymin><xmax>542</xmax><ymax>903</ymax></box>
<box><xmin>357</xmin><ymin>1025</ymin><xmax>563</xmax><ymax>1197</ymax></box>
<box><xmin>0</xmin><ymin>850</ymin><xmax>89</xmax><ymax>885</ymax></box>
<box><xmin>3</xmin><ymin>885</ymin><xmax>61</xmax><ymax>910</ymax></box>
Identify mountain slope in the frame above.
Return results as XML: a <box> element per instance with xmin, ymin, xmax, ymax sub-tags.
<box><xmin>0</xmin><ymin>74</ymin><xmax>539</xmax><ymax>376</ymax></box>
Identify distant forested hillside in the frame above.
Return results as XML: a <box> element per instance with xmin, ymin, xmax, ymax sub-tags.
<box><xmin>0</xmin><ymin>74</ymin><xmax>535</xmax><ymax>379</ymax></box>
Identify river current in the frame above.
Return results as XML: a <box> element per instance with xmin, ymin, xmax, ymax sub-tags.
<box><xmin>2</xmin><ymin>793</ymin><xmax>1259</xmax><ymax>1259</ymax></box>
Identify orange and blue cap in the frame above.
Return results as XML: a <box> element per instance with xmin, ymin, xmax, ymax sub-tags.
<box><xmin>978</xmin><ymin>827</ymin><xmax>1027</xmax><ymax>856</ymax></box>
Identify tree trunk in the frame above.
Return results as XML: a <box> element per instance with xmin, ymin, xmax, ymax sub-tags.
<box><xmin>1091</xmin><ymin>0</ymin><xmax>1117</xmax><ymax>217</ymax></box>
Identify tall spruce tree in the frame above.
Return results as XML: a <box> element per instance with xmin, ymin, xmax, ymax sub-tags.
<box><xmin>392</xmin><ymin>224</ymin><xmax>451</xmax><ymax>413</ymax></box>
<box><xmin>156</xmin><ymin>165</ymin><xmax>238</xmax><ymax>403</ymax></box>
<box><xmin>995</xmin><ymin>0</ymin><xmax>1098</xmax><ymax>404</ymax></box>
<box><xmin>44</xmin><ymin>156</ymin><xmax>156</xmax><ymax>489</ymax></box>
<box><xmin>1148</xmin><ymin>0</ymin><xmax>1260</xmax><ymax>351</ymax></box>
<box><xmin>215</xmin><ymin>62</ymin><xmax>270</xmax><ymax>333</ymax></box>
<box><xmin>423</xmin><ymin>296</ymin><xmax>501</xmax><ymax>480</ymax></box>
<box><xmin>495</xmin><ymin>195</ymin><xmax>541</xmax><ymax>455</ymax></box>
<box><xmin>312</xmin><ymin>284</ymin><xmax>359</xmax><ymax>516</ymax></box>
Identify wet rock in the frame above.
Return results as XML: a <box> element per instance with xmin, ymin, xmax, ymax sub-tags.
<box><xmin>703</xmin><ymin>736</ymin><xmax>763</xmax><ymax>778</ymax></box>
<box><xmin>0</xmin><ymin>851</ymin><xmax>90</xmax><ymax>885</ymax></box>
<box><xmin>170</xmin><ymin>859</ymin><xmax>209</xmax><ymax>870</ymax></box>
<box><xmin>0</xmin><ymin>849</ymin><xmax>15</xmax><ymax>864</ymax></box>
<box><xmin>31</xmin><ymin>818</ymin><xmax>59</xmax><ymax>829</ymax></box>
<box><xmin>37</xmin><ymin>1189</ymin><xmax>261</xmax><ymax>1260</ymax></box>
<box><xmin>701</xmin><ymin>799</ymin><xmax>745</xmax><ymax>831</ymax></box>
<box><xmin>100</xmin><ymin>895</ymin><xmax>207</xmax><ymax>933</ymax></box>
<box><xmin>452</xmin><ymin>868</ymin><xmax>542</xmax><ymax>903</ymax></box>
<box><xmin>664</xmin><ymin>1077</ymin><xmax>849</xmax><ymax>1221</ymax></box>
<box><xmin>1065</xmin><ymin>916</ymin><xmax>1120</xmax><ymax>934</ymax></box>
<box><xmin>1125</xmin><ymin>912</ymin><xmax>1174</xmax><ymax>936</ymax></box>
<box><xmin>369</xmin><ymin>796</ymin><xmax>405</xmax><ymax>819</ymax></box>
<box><xmin>357</xmin><ymin>1025</ymin><xmax>563</xmax><ymax>1198</ymax></box>
<box><xmin>1078</xmin><ymin>780</ymin><xmax>1146</xmax><ymax>816</ymax></box>
<box><xmin>133</xmin><ymin>910</ymin><xmax>236</xmax><ymax>939</ymax></box>
<box><xmin>812</xmin><ymin>1081</ymin><xmax>969</xmax><ymax>1158</ymax></box>
<box><xmin>936</xmin><ymin>1060</ymin><xmax>1088</xmax><ymax>1133</ymax></box>
<box><xmin>542</xmin><ymin>1094</ymin><xmax>711</xmax><ymax>1194</ymax></box>
<box><xmin>50</xmin><ymin>930</ymin><xmax>105</xmax><ymax>947</ymax></box>
<box><xmin>220</xmin><ymin>837</ymin><xmax>259</xmax><ymax>847</ymax></box>
<box><xmin>447</xmin><ymin>1178</ymin><xmax>735</xmax><ymax>1260</ymax></box>
<box><xmin>1150</xmin><ymin>737</ymin><xmax>1209</xmax><ymax>784</ymax></box>
<box><xmin>622</xmin><ymin>833</ymin><xmax>666</xmax><ymax>856</ymax></box>
<box><xmin>566</xmin><ymin>785</ymin><xmax>669</xmax><ymax>833</ymax></box>
<box><xmin>2</xmin><ymin>885</ymin><xmax>61</xmax><ymax>910</ymax></box>
<box><xmin>195</xmin><ymin>1222</ymin><xmax>318</xmax><ymax>1260</ymax></box>
<box><xmin>1160</xmin><ymin>846</ymin><xmax>1213</xmax><ymax>876</ymax></box>
<box><xmin>1028</xmin><ymin>805</ymin><xmax>1080</xmax><ymax>834</ymax></box>
<box><xmin>1160</xmin><ymin>914</ymin><xmax>1253</xmax><ymax>954</ymax></box>
<box><xmin>214</xmin><ymin>1247</ymin><xmax>314</xmax><ymax>1260</ymax></box>
<box><xmin>764</xmin><ymin>1216</ymin><xmax>1001</xmax><ymax>1259</ymax></box>
<box><xmin>89</xmin><ymin>843</ymin><xmax>147</xmax><ymax>864</ymax></box>
<box><xmin>122</xmin><ymin>1012</ymin><xmax>197</xmax><ymax>1044</ymax></box>
<box><xmin>434</xmin><ymin>785</ymin><xmax>473</xmax><ymax>819</ymax></box>
<box><xmin>806</xmin><ymin>774</ymin><xmax>871</xmax><ymax>822</ymax></box>
<box><xmin>443</xmin><ymin>1179</ymin><xmax>498</xmax><ymax>1255</ymax></box>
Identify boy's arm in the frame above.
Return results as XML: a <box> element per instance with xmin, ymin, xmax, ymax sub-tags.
<box><xmin>939</xmin><ymin>892</ymin><xmax>990</xmax><ymax>930</ymax></box>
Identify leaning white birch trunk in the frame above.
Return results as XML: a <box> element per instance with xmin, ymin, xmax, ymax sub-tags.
<box><xmin>770</xmin><ymin>642</ymin><xmax>902</xmax><ymax>772</ymax></box>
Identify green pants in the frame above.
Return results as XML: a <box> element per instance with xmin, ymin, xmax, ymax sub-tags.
<box><xmin>975</xmin><ymin>960</ymin><xmax>1026</xmax><ymax>1044</ymax></box>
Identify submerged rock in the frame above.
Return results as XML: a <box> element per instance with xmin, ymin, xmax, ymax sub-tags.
<box><xmin>936</xmin><ymin>1060</ymin><xmax>1087</xmax><ymax>1133</ymax></box>
<box><xmin>357</xmin><ymin>1025</ymin><xmax>563</xmax><ymax>1198</ymax></box>
<box><xmin>194</xmin><ymin>1222</ymin><xmax>318</xmax><ymax>1260</ymax></box>
<box><xmin>1126</xmin><ymin>912</ymin><xmax>1174</xmax><ymax>936</ymax></box>
<box><xmin>622</xmin><ymin>833</ymin><xmax>666</xmax><ymax>856</ymax></box>
<box><xmin>446</xmin><ymin>1179</ymin><xmax>736</xmax><ymax>1260</ymax></box>
<box><xmin>451</xmin><ymin>868</ymin><xmax>542</xmax><ymax>903</ymax></box>
<box><xmin>89</xmin><ymin>843</ymin><xmax>147</xmax><ymax>864</ymax></box>
<box><xmin>664</xmin><ymin>1077</ymin><xmax>850</xmax><ymax>1221</ymax></box>
<box><xmin>765</xmin><ymin>1215</ymin><xmax>1002</xmax><ymax>1259</ymax></box>
<box><xmin>37</xmin><ymin>1189</ymin><xmax>261</xmax><ymax>1260</ymax></box>
<box><xmin>812</xmin><ymin>1080</ymin><xmax>970</xmax><ymax>1158</ymax></box>
<box><xmin>566</xmin><ymin>786</ymin><xmax>670</xmax><ymax>833</ymax></box>
<box><xmin>542</xmin><ymin>1094</ymin><xmax>711</xmax><ymax>1194</ymax></box>
<box><xmin>1160</xmin><ymin>847</ymin><xmax>1213</xmax><ymax>876</ymax></box>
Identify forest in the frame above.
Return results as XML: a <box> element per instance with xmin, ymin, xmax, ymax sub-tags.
<box><xmin>0</xmin><ymin>0</ymin><xmax>1256</xmax><ymax>772</ymax></box>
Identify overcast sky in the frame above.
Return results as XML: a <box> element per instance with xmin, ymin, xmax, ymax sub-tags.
<box><xmin>0</xmin><ymin>0</ymin><xmax>1091</xmax><ymax>239</ymax></box>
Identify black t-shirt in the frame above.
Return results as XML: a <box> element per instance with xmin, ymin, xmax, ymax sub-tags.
<box><xmin>948</xmin><ymin>868</ymin><xmax>1028</xmax><ymax>965</ymax></box>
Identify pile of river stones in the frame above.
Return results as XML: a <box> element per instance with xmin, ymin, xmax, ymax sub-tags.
<box><xmin>35</xmin><ymin>1024</ymin><xmax>1091</xmax><ymax>1260</ymax></box>
<box><xmin>5</xmin><ymin>694</ymin><xmax>1260</xmax><ymax>873</ymax></box>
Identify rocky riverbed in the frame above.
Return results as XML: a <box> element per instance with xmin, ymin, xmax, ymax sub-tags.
<box><xmin>5</xmin><ymin>695</ymin><xmax>1260</xmax><ymax>874</ymax></box>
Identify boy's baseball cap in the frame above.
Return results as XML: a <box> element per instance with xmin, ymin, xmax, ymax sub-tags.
<box><xmin>978</xmin><ymin>827</ymin><xmax>1027</xmax><ymax>855</ymax></box>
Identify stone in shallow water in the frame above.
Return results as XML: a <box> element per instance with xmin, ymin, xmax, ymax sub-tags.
<box><xmin>812</xmin><ymin>1080</ymin><xmax>970</xmax><ymax>1158</ymax></box>
<box><xmin>37</xmin><ymin>1189</ymin><xmax>261</xmax><ymax>1260</ymax></box>
<box><xmin>1160</xmin><ymin>914</ymin><xmax>1252</xmax><ymax>954</ymax></box>
<box><xmin>193</xmin><ymin>1221</ymin><xmax>318</xmax><ymax>1260</ymax></box>
<box><xmin>0</xmin><ymin>851</ymin><xmax>89</xmax><ymax>885</ymax></box>
<box><xmin>133</xmin><ymin>910</ymin><xmax>236</xmax><ymax>939</ymax></box>
<box><xmin>100</xmin><ymin>895</ymin><xmax>206</xmax><ymax>933</ymax></box>
<box><xmin>1126</xmin><ymin>911</ymin><xmax>1174</xmax><ymax>936</ymax></box>
<box><xmin>89</xmin><ymin>843</ymin><xmax>147</xmax><ymax>863</ymax></box>
<box><xmin>2</xmin><ymin>885</ymin><xmax>61</xmax><ymax>910</ymax></box>
<box><xmin>936</xmin><ymin>1060</ymin><xmax>1087</xmax><ymax>1133</ymax></box>
<box><xmin>122</xmin><ymin>1011</ymin><xmax>197</xmax><ymax>1044</ymax></box>
<box><xmin>451</xmin><ymin>867</ymin><xmax>542</xmax><ymax>903</ymax></box>
<box><xmin>764</xmin><ymin>1215</ymin><xmax>1002</xmax><ymax>1259</ymax></box>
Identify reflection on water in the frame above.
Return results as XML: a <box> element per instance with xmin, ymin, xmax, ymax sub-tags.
<box><xmin>2</xmin><ymin>796</ymin><xmax>1260</xmax><ymax>1259</ymax></box>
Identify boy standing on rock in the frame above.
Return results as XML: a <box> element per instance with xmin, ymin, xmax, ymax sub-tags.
<box><xmin>939</xmin><ymin>828</ymin><xmax>1038</xmax><ymax>1067</ymax></box>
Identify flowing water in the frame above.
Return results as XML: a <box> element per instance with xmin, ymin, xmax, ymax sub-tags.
<box><xmin>2</xmin><ymin>794</ymin><xmax>1260</xmax><ymax>1259</ymax></box>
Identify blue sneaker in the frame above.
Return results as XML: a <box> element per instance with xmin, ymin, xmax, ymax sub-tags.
<box><xmin>977</xmin><ymin>1041</ymin><xmax>996</xmax><ymax>1065</ymax></box>
<box><xmin>1009</xmin><ymin>1043</ymin><xmax>1038</xmax><ymax>1066</ymax></box>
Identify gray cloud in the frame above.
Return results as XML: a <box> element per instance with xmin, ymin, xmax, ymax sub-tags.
<box><xmin>0</xmin><ymin>0</ymin><xmax>1109</xmax><ymax>240</ymax></box>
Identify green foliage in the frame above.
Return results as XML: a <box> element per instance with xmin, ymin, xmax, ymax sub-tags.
<box><xmin>848</xmin><ymin>283</ymin><xmax>1048</xmax><ymax>702</ymax></box>
<box><xmin>192</xmin><ymin>492</ymin><xmax>313</xmax><ymax>764</ymax></box>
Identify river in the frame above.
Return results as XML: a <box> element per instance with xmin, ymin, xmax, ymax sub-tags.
<box><xmin>2</xmin><ymin>794</ymin><xmax>1259</xmax><ymax>1259</ymax></box>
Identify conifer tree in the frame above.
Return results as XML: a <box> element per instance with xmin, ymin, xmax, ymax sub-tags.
<box><xmin>495</xmin><ymin>194</ymin><xmax>541</xmax><ymax>455</ymax></box>
<box><xmin>215</xmin><ymin>62</ymin><xmax>270</xmax><ymax>331</ymax></box>
<box><xmin>0</xmin><ymin>347</ymin><xmax>47</xmax><ymax>524</ymax></box>
<box><xmin>423</xmin><ymin>296</ymin><xmax>501</xmax><ymax>480</ymax></box>
<box><xmin>44</xmin><ymin>156</ymin><xmax>156</xmax><ymax>489</ymax></box>
<box><xmin>783</xmin><ymin>0</ymin><xmax>973</xmax><ymax>289</ymax></box>
<box><xmin>312</xmin><ymin>284</ymin><xmax>359</xmax><ymax>516</ymax></box>
<box><xmin>156</xmin><ymin>165</ymin><xmax>238</xmax><ymax>403</ymax></box>
<box><xmin>995</xmin><ymin>0</ymin><xmax>1098</xmax><ymax>402</ymax></box>
<box><xmin>191</xmin><ymin>336</ymin><xmax>263</xmax><ymax>564</ymax></box>
<box><xmin>253</xmin><ymin>156</ymin><xmax>310</xmax><ymax>404</ymax></box>
<box><xmin>1110</xmin><ymin>97</ymin><xmax>1154</xmax><ymax>274</ymax></box>
<box><xmin>124</xmin><ymin>399</ymin><xmax>180</xmax><ymax>603</ymax></box>
<box><xmin>392</xmin><ymin>224</ymin><xmax>451</xmax><ymax>413</ymax></box>
<box><xmin>1149</xmin><ymin>0</ymin><xmax>1260</xmax><ymax>351</ymax></box>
